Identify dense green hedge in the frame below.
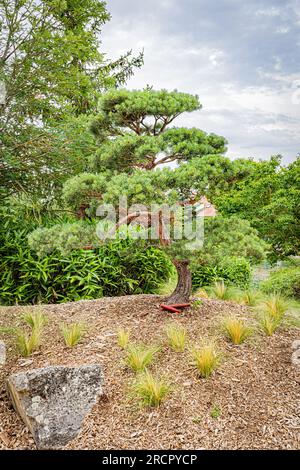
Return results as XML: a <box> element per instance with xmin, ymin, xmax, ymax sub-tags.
<box><xmin>0</xmin><ymin>222</ymin><xmax>172</xmax><ymax>305</ymax></box>
<box><xmin>192</xmin><ymin>256</ymin><xmax>251</xmax><ymax>290</ymax></box>
<box><xmin>260</xmin><ymin>267</ymin><xmax>300</xmax><ymax>299</ymax></box>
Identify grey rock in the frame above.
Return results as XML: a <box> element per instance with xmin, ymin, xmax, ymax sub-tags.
<box><xmin>291</xmin><ymin>340</ymin><xmax>300</xmax><ymax>366</ymax></box>
<box><xmin>292</xmin><ymin>349</ymin><xmax>300</xmax><ymax>366</ymax></box>
<box><xmin>0</xmin><ymin>341</ymin><xmax>6</xmax><ymax>366</ymax></box>
<box><xmin>292</xmin><ymin>340</ymin><xmax>300</xmax><ymax>351</ymax></box>
<box><xmin>6</xmin><ymin>364</ymin><xmax>104</xmax><ymax>449</ymax></box>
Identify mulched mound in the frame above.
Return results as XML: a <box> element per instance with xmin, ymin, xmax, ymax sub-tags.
<box><xmin>0</xmin><ymin>294</ymin><xmax>299</xmax><ymax>450</ymax></box>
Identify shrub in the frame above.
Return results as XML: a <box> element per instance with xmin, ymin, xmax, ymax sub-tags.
<box><xmin>61</xmin><ymin>323</ymin><xmax>86</xmax><ymax>347</ymax></box>
<box><xmin>165</xmin><ymin>324</ymin><xmax>187</xmax><ymax>352</ymax></box>
<box><xmin>222</xmin><ymin>316</ymin><xmax>252</xmax><ymax>344</ymax></box>
<box><xmin>22</xmin><ymin>311</ymin><xmax>47</xmax><ymax>331</ymax></box>
<box><xmin>0</xmin><ymin>226</ymin><xmax>172</xmax><ymax>305</ymax></box>
<box><xmin>218</xmin><ymin>257</ymin><xmax>251</xmax><ymax>289</ymax></box>
<box><xmin>117</xmin><ymin>328</ymin><xmax>131</xmax><ymax>349</ymax></box>
<box><xmin>260</xmin><ymin>267</ymin><xmax>300</xmax><ymax>299</ymax></box>
<box><xmin>130</xmin><ymin>370</ymin><xmax>171</xmax><ymax>407</ymax></box>
<box><xmin>190</xmin><ymin>340</ymin><xmax>221</xmax><ymax>378</ymax></box>
<box><xmin>16</xmin><ymin>329</ymin><xmax>41</xmax><ymax>357</ymax></box>
<box><xmin>192</xmin><ymin>257</ymin><xmax>251</xmax><ymax>290</ymax></box>
<box><xmin>124</xmin><ymin>344</ymin><xmax>159</xmax><ymax>373</ymax></box>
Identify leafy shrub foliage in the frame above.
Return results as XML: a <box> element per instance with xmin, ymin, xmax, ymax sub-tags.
<box><xmin>0</xmin><ymin>224</ymin><xmax>172</xmax><ymax>305</ymax></box>
<box><xmin>260</xmin><ymin>267</ymin><xmax>300</xmax><ymax>299</ymax></box>
<box><xmin>192</xmin><ymin>256</ymin><xmax>251</xmax><ymax>290</ymax></box>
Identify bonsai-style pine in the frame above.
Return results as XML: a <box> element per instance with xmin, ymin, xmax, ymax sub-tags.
<box><xmin>29</xmin><ymin>88</ymin><xmax>234</xmax><ymax>304</ymax></box>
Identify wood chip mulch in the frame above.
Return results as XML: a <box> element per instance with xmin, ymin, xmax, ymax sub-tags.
<box><xmin>0</xmin><ymin>294</ymin><xmax>299</xmax><ymax>450</ymax></box>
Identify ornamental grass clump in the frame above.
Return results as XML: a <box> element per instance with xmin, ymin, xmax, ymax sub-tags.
<box><xmin>61</xmin><ymin>323</ymin><xmax>86</xmax><ymax>348</ymax></box>
<box><xmin>165</xmin><ymin>323</ymin><xmax>187</xmax><ymax>352</ymax></box>
<box><xmin>117</xmin><ymin>328</ymin><xmax>131</xmax><ymax>349</ymax></box>
<box><xmin>16</xmin><ymin>328</ymin><xmax>41</xmax><ymax>357</ymax></box>
<box><xmin>22</xmin><ymin>311</ymin><xmax>48</xmax><ymax>331</ymax></box>
<box><xmin>238</xmin><ymin>289</ymin><xmax>261</xmax><ymax>307</ymax></box>
<box><xmin>259</xmin><ymin>294</ymin><xmax>290</xmax><ymax>321</ymax></box>
<box><xmin>125</xmin><ymin>343</ymin><xmax>159</xmax><ymax>373</ymax></box>
<box><xmin>222</xmin><ymin>316</ymin><xmax>252</xmax><ymax>345</ymax></box>
<box><xmin>209</xmin><ymin>281</ymin><xmax>237</xmax><ymax>301</ymax></box>
<box><xmin>259</xmin><ymin>313</ymin><xmax>281</xmax><ymax>336</ymax></box>
<box><xmin>256</xmin><ymin>294</ymin><xmax>291</xmax><ymax>335</ymax></box>
<box><xmin>190</xmin><ymin>340</ymin><xmax>221</xmax><ymax>378</ymax></box>
<box><xmin>131</xmin><ymin>370</ymin><xmax>171</xmax><ymax>407</ymax></box>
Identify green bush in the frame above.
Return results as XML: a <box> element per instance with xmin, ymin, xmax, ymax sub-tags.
<box><xmin>192</xmin><ymin>256</ymin><xmax>251</xmax><ymax>290</ymax></box>
<box><xmin>260</xmin><ymin>267</ymin><xmax>300</xmax><ymax>299</ymax></box>
<box><xmin>0</xmin><ymin>224</ymin><xmax>172</xmax><ymax>305</ymax></box>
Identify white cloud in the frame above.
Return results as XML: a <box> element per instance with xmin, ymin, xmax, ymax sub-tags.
<box><xmin>101</xmin><ymin>0</ymin><xmax>300</xmax><ymax>163</ymax></box>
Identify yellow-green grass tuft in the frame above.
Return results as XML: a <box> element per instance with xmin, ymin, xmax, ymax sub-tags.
<box><xmin>124</xmin><ymin>343</ymin><xmax>159</xmax><ymax>373</ymax></box>
<box><xmin>61</xmin><ymin>323</ymin><xmax>86</xmax><ymax>348</ymax></box>
<box><xmin>165</xmin><ymin>323</ymin><xmax>187</xmax><ymax>352</ymax></box>
<box><xmin>190</xmin><ymin>340</ymin><xmax>221</xmax><ymax>378</ymax></box>
<box><xmin>130</xmin><ymin>370</ymin><xmax>171</xmax><ymax>407</ymax></box>
<box><xmin>117</xmin><ymin>328</ymin><xmax>131</xmax><ymax>349</ymax></box>
<box><xmin>222</xmin><ymin>316</ymin><xmax>252</xmax><ymax>345</ymax></box>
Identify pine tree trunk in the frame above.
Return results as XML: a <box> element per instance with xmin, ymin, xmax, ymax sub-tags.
<box><xmin>166</xmin><ymin>259</ymin><xmax>192</xmax><ymax>305</ymax></box>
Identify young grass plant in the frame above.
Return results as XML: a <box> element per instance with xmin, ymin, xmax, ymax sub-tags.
<box><xmin>22</xmin><ymin>311</ymin><xmax>47</xmax><ymax>331</ymax></box>
<box><xmin>125</xmin><ymin>343</ymin><xmax>159</xmax><ymax>373</ymax></box>
<box><xmin>61</xmin><ymin>323</ymin><xmax>86</xmax><ymax>348</ymax></box>
<box><xmin>117</xmin><ymin>328</ymin><xmax>131</xmax><ymax>349</ymax></box>
<box><xmin>190</xmin><ymin>340</ymin><xmax>221</xmax><ymax>378</ymax></box>
<box><xmin>209</xmin><ymin>281</ymin><xmax>237</xmax><ymax>301</ymax></box>
<box><xmin>259</xmin><ymin>294</ymin><xmax>290</xmax><ymax>320</ymax></box>
<box><xmin>165</xmin><ymin>323</ymin><xmax>187</xmax><ymax>352</ymax></box>
<box><xmin>16</xmin><ymin>329</ymin><xmax>41</xmax><ymax>357</ymax></box>
<box><xmin>210</xmin><ymin>404</ymin><xmax>222</xmax><ymax>419</ymax></box>
<box><xmin>131</xmin><ymin>370</ymin><xmax>171</xmax><ymax>407</ymax></box>
<box><xmin>238</xmin><ymin>289</ymin><xmax>261</xmax><ymax>307</ymax></box>
<box><xmin>195</xmin><ymin>288</ymin><xmax>209</xmax><ymax>299</ymax></box>
<box><xmin>222</xmin><ymin>316</ymin><xmax>252</xmax><ymax>345</ymax></box>
<box><xmin>259</xmin><ymin>313</ymin><xmax>281</xmax><ymax>336</ymax></box>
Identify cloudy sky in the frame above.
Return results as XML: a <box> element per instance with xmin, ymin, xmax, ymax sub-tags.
<box><xmin>102</xmin><ymin>0</ymin><xmax>300</xmax><ymax>163</ymax></box>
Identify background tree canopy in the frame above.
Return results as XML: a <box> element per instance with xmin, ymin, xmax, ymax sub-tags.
<box><xmin>0</xmin><ymin>0</ymin><xmax>143</xmax><ymax>199</ymax></box>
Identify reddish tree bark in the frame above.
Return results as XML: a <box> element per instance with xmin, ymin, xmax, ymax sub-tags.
<box><xmin>166</xmin><ymin>259</ymin><xmax>192</xmax><ymax>305</ymax></box>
